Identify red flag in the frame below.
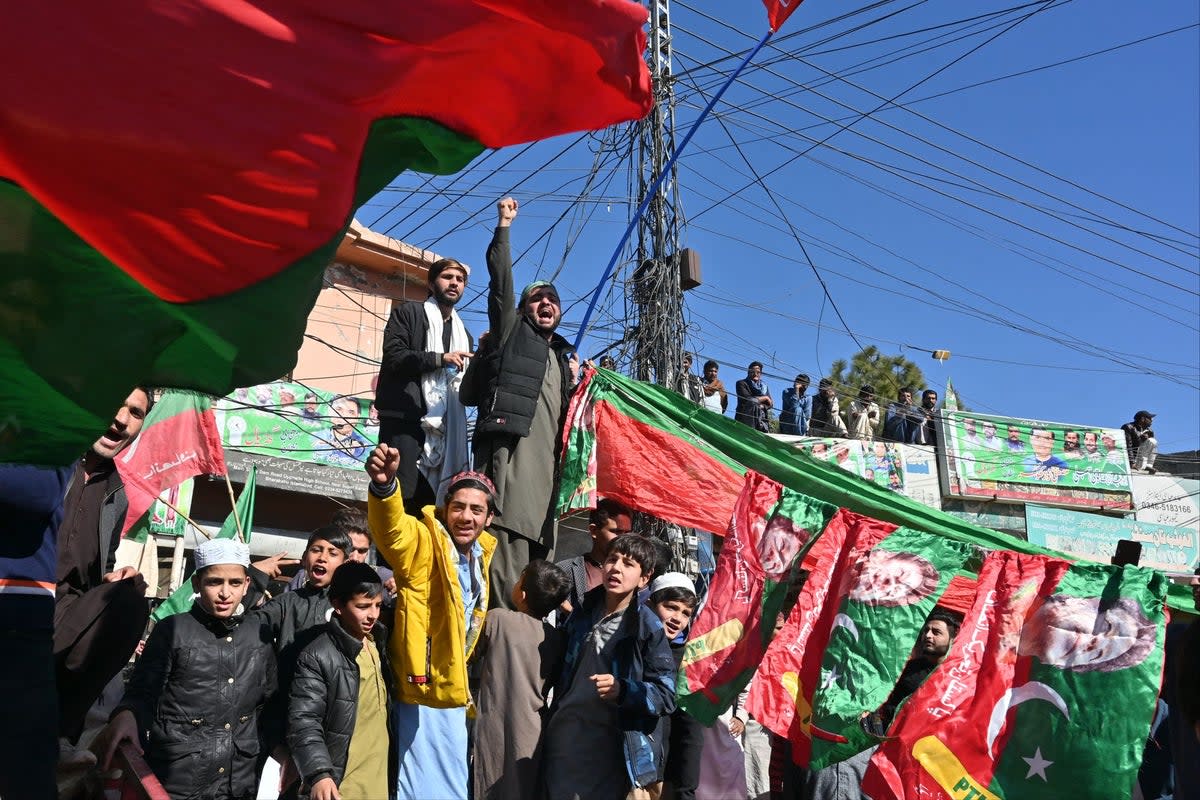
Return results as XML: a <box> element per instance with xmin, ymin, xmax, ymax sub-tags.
<box><xmin>115</xmin><ymin>392</ymin><xmax>226</xmax><ymax>534</ymax></box>
<box><xmin>745</xmin><ymin>508</ymin><xmax>896</xmax><ymax>762</ymax></box>
<box><xmin>676</xmin><ymin>472</ymin><xmax>836</xmax><ymax>723</ymax></box>
<box><xmin>763</xmin><ymin>0</ymin><xmax>807</xmax><ymax>31</ymax></box>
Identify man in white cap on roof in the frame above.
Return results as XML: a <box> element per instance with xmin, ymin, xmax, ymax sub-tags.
<box><xmin>100</xmin><ymin>537</ymin><xmax>277</xmax><ymax>799</ymax></box>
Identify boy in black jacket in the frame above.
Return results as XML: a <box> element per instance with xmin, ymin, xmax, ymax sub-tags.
<box><xmin>100</xmin><ymin>538</ymin><xmax>276</xmax><ymax>800</ymax></box>
<box><xmin>289</xmin><ymin>562</ymin><xmax>393</xmax><ymax>800</ymax></box>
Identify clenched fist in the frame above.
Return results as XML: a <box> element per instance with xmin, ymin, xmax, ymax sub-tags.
<box><xmin>366</xmin><ymin>444</ymin><xmax>401</xmax><ymax>486</ymax></box>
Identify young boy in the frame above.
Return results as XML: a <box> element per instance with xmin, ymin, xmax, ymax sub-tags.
<box><xmin>543</xmin><ymin>534</ymin><xmax>677</xmax><ymax>800</ymax></box>
<box><xmin>647</xmin><ymin>572</ymin><xmax>703</xmax><ymax>800</ymax></box>
<box><xmin>100</xmin><ymin>538</ymin><xmax>276</xmax><ymax>799</ymax></box>
<box><xmin>288</xmin><ymin>562</ymin><xmax>393</xmax><ymax>800</ymax></box>
<box><xmin>254</xmin><ymin>525</ymin><xmax>352</xmax><ymax>788</ymax></box>
<box><xmin>474</xmin><ymin>559</ymin><xmax>571</xmax><ymax>800</ymax></box>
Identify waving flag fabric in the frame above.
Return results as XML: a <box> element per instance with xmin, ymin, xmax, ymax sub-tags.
<box><xmin>556</xmin><ymin>367</ymin><xmax>1197</xmax><ymax>613</ymax></box>
<box><xmin>745</xmin><ymin>505</ymin><xmax>896</xmax><ymax>762</ymax></box>
<box><xmin>763</xmin><ymin>0</ymin><xmax>807</xmax><ymax>31</ymax></box>
<box><xmin>676</xmin><ymin>472</ymin><xmax>835</xmax><ymax>724</ymax></box>
<box><xmin>0</xmin><ymin>1</ymin><xmax>652</xmax><ymax>466</ymax></box>
<box><xmin>806</xmin><ymin>529</ymin><xmax>974</xmax><ymax>769</ymax></box>
<box><xmin>863</xmin><ymin>550</ymin><xmax>1166</xmax><ymax>800</ymax></box>
<box><xmin>115</xmin><ymin>392</ymin><xmax>226</xmax><ymax>535</ymax></box>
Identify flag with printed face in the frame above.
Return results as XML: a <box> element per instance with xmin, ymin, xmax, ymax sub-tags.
<box><xmin>676</xmin><ymin>472</ymin><xmax>835</xmax><ymax>724</ymax></box>
<box><xmin>862</xmin><ymin>549</ymin><xmax>1166</xmax><ymax>800</ymax></box>
<box><xmin>806</xmin><ymin>528</ymin><xmax>974</xmax><ymax>769</ymax></box>
<box><xmin>744</xmin><ymin>508</ymin><xmax>896</xmax><ymax>763</ymax></box>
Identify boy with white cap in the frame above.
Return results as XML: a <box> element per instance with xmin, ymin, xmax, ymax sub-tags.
<box><xmin>648</xmin><ymin>572</ymin><xmax>704</xmax><ymax>800</ymax></box>
<box><xmin>100</xmin><ymin>538</ymin><xmax>276</xmax><ymax>799</ymax></box>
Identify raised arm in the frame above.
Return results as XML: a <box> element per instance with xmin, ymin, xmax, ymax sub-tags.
<box><xmin>486</xmin><ymin>197</ymin><xmax>519</xmax><ymax>340</ymax></box>
<box><xmin>365</xmin><ymin>444</ymin><xmax>428</xmax><ymax>580</ymax></box>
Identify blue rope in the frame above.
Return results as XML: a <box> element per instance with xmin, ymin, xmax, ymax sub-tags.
<box><xmin>573</xmin><ymin>28</ymin><xmax>775</xmax><ymax>353</ymax></box>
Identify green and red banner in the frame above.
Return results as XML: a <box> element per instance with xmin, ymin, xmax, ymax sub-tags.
<box><xmin>0</xmin><ymin>1</ymin><xmax>653</xmax><ymax>467</ymax></box>
<box><xmin>745</xmin><ymin>505</ymin><xmax>896</xmax><ymax>762</ymax></box>
<box><xmin>556</xmin><ymin>368</ymin><xmax>1197</xmax><ymax>613</ymax></box>
<box><xmin>115</xmin><ymin>392</ymin><xmax>227</xmax><ymax>535</ymax></box>
<box><xmin>863</xmin><ymin>550</ymin><xmax>1166</xmax><ymax>800</ymax></box>
<box><xmin>806</xmin><ymin>528</ymin><xmax>974</xmax><ymax>769</ymax></box>
<box><xmin>676</xmin><ymin>472</ymin><xmax>835</xmax><ymax>723</ymax></box>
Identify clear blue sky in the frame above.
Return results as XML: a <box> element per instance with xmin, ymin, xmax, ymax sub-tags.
<box><xmin>361</xmin><ymin>0</ymin><xmax>1199</xmax><ymax>453</ymax></box>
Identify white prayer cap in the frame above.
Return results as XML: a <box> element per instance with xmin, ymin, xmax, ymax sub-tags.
<box><xmin>648</xmin><ymin>572</ymin><xmax>696</xmax><ymax>597</ymax></box>
<box><xmin>194</xmin><ymin>538</ymin><xmax>250</xmax><ymax>570</ymax></box>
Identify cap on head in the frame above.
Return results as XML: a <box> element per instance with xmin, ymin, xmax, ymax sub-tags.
<box><xmin>1135</xmin><ymin>410</ymin><xmax>1156</xmax><ymax>421</ymax></box>
<box><xmin>445</xmin><ymin>470</ymin><xmax>499</xmax><ymax>511</ymax></box>
<box><xmin>519</xmin><ymin>280</ymin><xmax>559</xmax><ymax>308</ymax></box>
<box><xmin>649</xmin><ymin>571</ymin><xmax>696</xmax><ymax>597</ymax></box>
<box><xmin>194</xmin><ymin>538</ymin><xmax>250</xmax><ymax>570</ymax></box>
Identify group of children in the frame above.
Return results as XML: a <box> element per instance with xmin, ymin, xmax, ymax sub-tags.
<box><xmin>97</xmin><ymin>442</ymin><xmax>713</xmax><ymax>800</ymax></box>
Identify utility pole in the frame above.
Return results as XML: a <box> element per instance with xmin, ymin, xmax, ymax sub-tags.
<box><xmin>629</xmin><ymin>0</ymin><xmax>700</xmax><ymax>576</ymax></box>
<box><xmin>630</xmin><ymin>0</ymin><xmax>687</xmax><ymax>390</ymax></box>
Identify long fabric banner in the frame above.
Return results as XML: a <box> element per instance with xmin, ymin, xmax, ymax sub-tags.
<box><xmin>557</xmin><ymin>368</ymin><xmax>1194</xmax><ymax>612</ymax></box>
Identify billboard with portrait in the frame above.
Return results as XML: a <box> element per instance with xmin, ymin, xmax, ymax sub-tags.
<box><xmin>214</xmin><ymin>381</ymin><xmax>378</xmax><ymax>470</ymax></box>
<box><xmin>939</xmin><ymin>411</ymin><xmax>1132</xmax><ymax>509</ymax></box>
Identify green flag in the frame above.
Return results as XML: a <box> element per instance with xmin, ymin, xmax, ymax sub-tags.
<box><xmin>151</xmin><ymin>467</ymin><xmax>256</xmax><ymax>622</ymax></box>
<box><xmin>808</xmin><ymin>528</ymin><xmax>974</xmax><ymax>769</ymax></box>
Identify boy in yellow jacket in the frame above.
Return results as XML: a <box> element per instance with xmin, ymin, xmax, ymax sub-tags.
<box><xmin>365</xmin><ymin>443</ymin><xmax>497</xmax><ymax>800</ymax></box>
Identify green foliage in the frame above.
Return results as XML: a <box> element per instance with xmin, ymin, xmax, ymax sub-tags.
<box><xmin>828</xmin><ymin>346</ymin><xmax>929</xmax><ymax>407</ymax></box>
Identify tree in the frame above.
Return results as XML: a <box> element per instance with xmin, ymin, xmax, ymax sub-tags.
<box><xmin>828</xmin><ymin>346</ymin><xmax>928</xmax><ymax>410</ymax></box>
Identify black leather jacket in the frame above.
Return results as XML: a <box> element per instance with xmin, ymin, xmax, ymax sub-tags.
<box><xmin>115</xmin><ymin>606</ymin><xmax>276</xmax><ymax>800</ymax></box>
<box><xmin>288</xmin><ymin>620</ymin><xmax>395</xmax><ymax>791</ymax></box>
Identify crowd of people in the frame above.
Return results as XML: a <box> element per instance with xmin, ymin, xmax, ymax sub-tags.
<box><xmin>0</xmin><ymin>194</ymin><xmax>1187</xmax><ymax>800</ymax></box>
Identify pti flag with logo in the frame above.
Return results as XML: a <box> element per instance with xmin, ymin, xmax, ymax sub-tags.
<box><xmin>863</xmin><ymin>549</ymin><xmax>1166</xmax><ymax>800</ymax></box>
<box><xmin>676</xmin><ymin>472</ymin><xmax>835</xmax><ymax>723</ymax></box>
<box><xmin>806</xmin><ymin>528</ymin><xmax>974</xmax><ymax>769</ymax></box>
<box><xmin>115</xmin><ymin>391</ymin><xmax>227</xmax><ymax>535</ymax></box>
<box><xmin>745</xmin><ymin>507</ymin><xmax>896</xmax><ymax>763</ymax></box>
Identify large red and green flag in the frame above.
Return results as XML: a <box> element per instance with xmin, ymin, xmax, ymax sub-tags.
<box><xmin>676</xmin><ymin>471</ymin><xmax>835</xmax><ymax>723</ymax></box>
<box><xmin>0</xmin><ymin>1</ymin><xmax>652</xmax><ymax>467</ymax></box>
<box><xmin>862</xmin><ymin>549</ymin><xmax>1166</xmax><ymax>800</ymax></box>
<box><xmin>556</xmin><ymin>368</ymin><xmax>1197</xmax><ymax>613</ymax></box>
<box><xmin>744</xmin><ymin>506</ymin><xmax>897</xmax><ymax>762</ymax></box>
<box><xmin>151</xmin><ymin>466</ymin><xmax>257</xmax><ymax>623</ymax></box>
<box><xmin>805</xmin><ymin>528</ymin><xmax>974</xmax><ymax>769</ymax></box>
<box><xmin>115</xmin><ymin>391</ymin><xmax>226</xmax><ymax>535</ymax></box>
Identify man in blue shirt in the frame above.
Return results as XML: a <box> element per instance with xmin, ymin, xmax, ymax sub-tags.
<box><xmin>1022</xmin><ymin>428</ymin><xmax>1069</xmax><ymax>482</ymax></box>
<box><xmin>780</xmin><ymin>374</ymin><xmax>811</xmax><ymax>435</ymax></box>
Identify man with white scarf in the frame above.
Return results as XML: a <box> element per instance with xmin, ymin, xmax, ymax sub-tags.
<box><xmin>375</xmin><ymin>257</ymin><xmax>474</xmax><ymax>512</ymax></box>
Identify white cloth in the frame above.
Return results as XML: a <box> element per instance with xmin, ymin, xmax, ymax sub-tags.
<box><xmin>1136</xmin><ymin>437</ymin><xmax>1158</xmax><ymax>470</ymax></box>
<box><xmin>419</xmin><ymin>299</ymin><xmax>471</xmax><ymax>500</ymax></box>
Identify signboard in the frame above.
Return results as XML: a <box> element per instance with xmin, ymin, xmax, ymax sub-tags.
<box><xmin>214</xmin><ymin>381</ymin><xmax>378</xmax><ymax>470</ymax></box>
<box><xmin>1132</xmin><ymin>475</ymin><xmax>1200</xmax><ymax>529</ymax></box>
<box><xmin>777</xmin><ymin>437</ymin><xmax>942</xmax><ymax>510</ymax></box>
<box><xmin>1025</xmin><ymin>504</ymin><xmax>1199</xmax><ymax>572</ymax></box>
<box><xmin>940</xmin><ymin>411</ymin><xmax>1132</xmax><ymax>510</ymax></box>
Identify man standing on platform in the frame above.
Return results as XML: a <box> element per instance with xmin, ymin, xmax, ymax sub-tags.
<box><xmin>461</xmin><ymin>197</ymin><xmax>578</xmax><ymax>608</ymax></box>
<box><xmin>375</xmin><ymin>251</ymin><xmax>474</xmax><ymax>511</ymax></box>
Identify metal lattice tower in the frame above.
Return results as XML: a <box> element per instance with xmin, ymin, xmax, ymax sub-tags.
<box><xmin>630</xmin><ymin>0</ymin><xmax>687</xmax><ymax>390</ymax></box>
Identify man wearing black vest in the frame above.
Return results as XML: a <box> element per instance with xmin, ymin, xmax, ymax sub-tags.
<box><xmin>461</xmin><ymin>197</ymin><xmax>577</xmax><ymax>608</ymax></box>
